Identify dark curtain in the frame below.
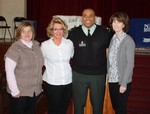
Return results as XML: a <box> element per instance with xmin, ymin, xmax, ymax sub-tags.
<box><xmin>27</xmin><ymin>0</ymin><xmax>150</xmax><ymax>42</ymax></box>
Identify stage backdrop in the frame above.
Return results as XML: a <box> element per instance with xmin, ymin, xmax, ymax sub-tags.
<box><xmin>128</xmin><ymin>18</ymin><xmax>150</xmax><ymax>48</ymax></box>
<box><xmin>27</xmin><ymin>0</ymin><xmax>150</xmax><ymax>41</ymax></box>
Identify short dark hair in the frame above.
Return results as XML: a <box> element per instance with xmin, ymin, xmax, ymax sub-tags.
<box><xmin>109</xmin><ymin>12</ymin><xmax>129</xmax><ymax>32</ymax></box>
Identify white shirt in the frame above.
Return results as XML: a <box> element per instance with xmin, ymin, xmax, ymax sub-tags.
<box><xmin>41</xmin><ymin>37</ymin><xmax>74</xmax><ymax>85</ymax></box>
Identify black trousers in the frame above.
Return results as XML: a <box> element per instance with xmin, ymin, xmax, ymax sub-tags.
<box><xmin>43</xmin><ymin>82</ymin><xmax>72</xmax><ymax>114</ymax></box>
<box><xmin>109</xmin><ymin>82</ymin><xmax>131</xmax><ymax>114</ymax></box>
<box><xmin>8</xmin><ymin>93</ymin><xmax>39</xmax><ymax>114</ymax></box>
<box><xmin>72</xmin><ymin>71</ymin><xmax>106</xmax><ymax>114</ymax></box>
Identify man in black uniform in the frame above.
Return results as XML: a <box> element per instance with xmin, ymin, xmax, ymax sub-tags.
<box><xmin>67</xmin><ymin>8</ymin><xmax>111</xmax><ymax>114</ymax></box>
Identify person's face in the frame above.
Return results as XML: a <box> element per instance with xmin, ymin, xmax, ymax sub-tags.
<box><xmin>21</xmin><ymin>26</ymin><xmax>33</xmax><ymax>42</ymax></box>
<box><xmin>82</xmin><ymin>9</ymin><xmax>96</xmax><ymax>28</ymax></box>
<box><xmin>52</xmin><ymin>23</ymin><xmax>64</xmax><ymax>39</ymax></box>
<box><xmin>112</xmin><ymin>19</ymin><xmax>125</xmax><ymax>33</ymax></box>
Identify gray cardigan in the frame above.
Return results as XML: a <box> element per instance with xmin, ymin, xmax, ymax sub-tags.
<box><xmin>107</xmin><ymin>34</ymin><xmax>135</xmax><ymax>88</ymax></box>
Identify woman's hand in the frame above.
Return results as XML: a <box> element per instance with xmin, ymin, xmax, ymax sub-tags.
<box><xmin>119</xmin><ymin>86</ymin><xmax>126</xmax><ymax>93</ymax></box>
<box><xmin>13</xmin><ymin>93</ymin><xmax>20</xmax><ymax>98</ymax></box>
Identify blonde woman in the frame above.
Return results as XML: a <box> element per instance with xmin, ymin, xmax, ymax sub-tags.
<box><xmin>41</xmin><ymin>17</ymin><xmax>74</xmax><ymax>114</ymax></box>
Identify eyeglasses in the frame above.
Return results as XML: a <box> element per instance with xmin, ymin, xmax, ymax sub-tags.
<box><xmin>52</xmin><ymin>28</ymin><xmax>64</xmax><ymax>31</ymax></box>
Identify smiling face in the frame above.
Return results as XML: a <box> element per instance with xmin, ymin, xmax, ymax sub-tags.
<box><xmin>82</xmin><ymin>9</ymin><xmax>96</xmax><ymax>28</ymax></box>
<box><xmin>21</xmin><ymin>26</ymin><xmax>33</xmax><ymax>42</ymax></box>
<box><xmin>52</xmin><ymin>23</ymin><xmax>64</xmax><ymax>39</ymax></box>
<box><xmin>109</xmin><ymin>12</ymin><xmax>129</xmax><ymax>33</ymax></box>
<box><xmin>112</xmin><ymin>19</ymin><xmax>125</xmax><ymax>34</ymax></box>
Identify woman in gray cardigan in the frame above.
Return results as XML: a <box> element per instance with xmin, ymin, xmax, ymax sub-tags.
<box><xmin>107</xmin><ymin>12</ymin><xmax>135</xmax><ymax>114</ymax></box>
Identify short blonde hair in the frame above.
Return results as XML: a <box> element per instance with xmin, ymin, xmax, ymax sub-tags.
<box><xmin>46</xmin><ymin>17</ymin><xmax>68</xmax><ymax>38</ymax></box>
<box><xmin>16</xmin><ymin>22</ymin><xmax>35</xmax><ymax>41</ymax></box>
